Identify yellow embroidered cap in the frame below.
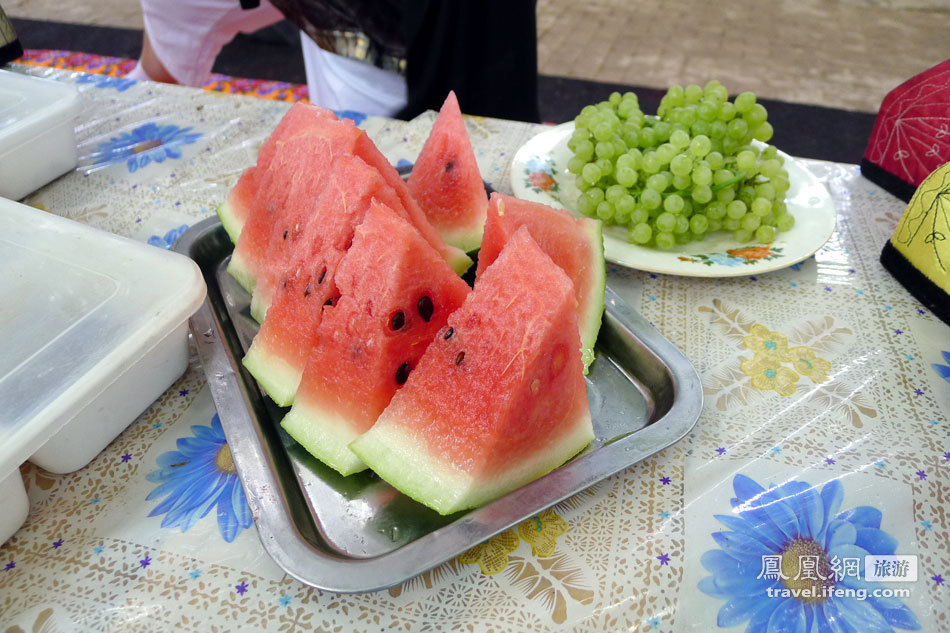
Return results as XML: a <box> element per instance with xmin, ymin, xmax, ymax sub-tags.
<box><xmin>880</xmin><ymin>161</ymin><xmax>950</xmax><ymax>324</ymax></box>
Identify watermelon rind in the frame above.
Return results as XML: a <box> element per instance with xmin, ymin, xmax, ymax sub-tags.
<box><xmin>281</xmin><ymin>400</ymin><xmax>368</xmax><ymax>476</ymax></box>
<box><xmin>216</xmin><ymin>200</ymin><xmax>243</xmax><ymax>245</ymax></box>
<box><xmin>242</xmin><ymin>342</ymin><xmax>301</xmax><ymax>407</ymax></box>
<box><xmin>350</xmin><ymin>410</ymin><xmax>594</xmax><ymax>515</ymax></box>
<box><xmin>226</xmin><ymin>250</ymin><xmax>256</xmax><ymax>294</ymax></box>
<box><xmin>249</xmin><ymin>291</ymin><xmax>268</xmax><ymax>323</ymax></box>
<box><xmin>577</xmin><ymin>218</ymin><xmax>606</xmax><ymax>372</ymax></box>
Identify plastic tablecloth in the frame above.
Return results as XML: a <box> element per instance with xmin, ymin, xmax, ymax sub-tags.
<box><xmin>1</xmin><ymin>65</ymin><xmax>948</xmax><ymax>633</ymax></box>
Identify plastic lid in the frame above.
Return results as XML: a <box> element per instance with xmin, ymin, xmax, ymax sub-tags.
<box><xmin>0</xmin><ymin>198</ymin><xmax>206</xmax><ymax>479</ymax></box>
<box><xmin>0</xmin><ymin>69</ymin><xmax>79</xmax><ymax>150</ymax></box>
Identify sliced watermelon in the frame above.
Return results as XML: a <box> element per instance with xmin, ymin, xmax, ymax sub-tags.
<box><xmin>249</xmin><ymin>153</ymin><xmax>406</xmax><ymax>322</ymax></box>
<box><xmin>217</xmin><ymin>103</ymin><xmax>337</xmax><ymax>243</ymax></box>
<box><xmin>242</xmin><ymin>156</ymin><xmax>410</xmax><ymax>405</ymax></box>
<box><xmin>407</xmin><ymin>91</ymin><xmax>488</xmax><ymax>253</ymax></box>
<box><xmin>280</xmin><ymin>204</ymin><xmax>471</xmax><ymax>476</ymax></box>
<box><xmin>351</xmin><ymin>227</ymin><xmax>594</xmax><ymax>514</ymax></box>
<box><xmin>476</xmin><ymin>192</ymin><xmax>605</xmax><ymax>371</ymax></box>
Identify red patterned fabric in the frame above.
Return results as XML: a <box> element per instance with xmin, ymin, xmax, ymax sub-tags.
<box><xmin>19</xmin><ymin>49</ymin><xmax>309</xmax><ymax>103</ymax></box>
<box><xmin>864</xmin><ymin>59</ymin><xmax>950</xmax><ymax>190</ymax></box>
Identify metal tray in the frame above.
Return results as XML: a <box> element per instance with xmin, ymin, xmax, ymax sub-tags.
<box><xmin>176</xmin><ymin>216</ymin><xmax>703</xmax><ymax>593</ymax></box>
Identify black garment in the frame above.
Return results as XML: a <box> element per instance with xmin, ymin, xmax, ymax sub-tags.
<box><xmin>397</xmin><ymin>1</ymin><xmax>540</xmax><ymax>123</ymax></box>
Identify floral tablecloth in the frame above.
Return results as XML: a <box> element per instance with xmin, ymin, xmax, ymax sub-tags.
<box><xmin>1</xmin><ymin>65</ymin><xmax>948</xmax><ymax>633</ymax></box>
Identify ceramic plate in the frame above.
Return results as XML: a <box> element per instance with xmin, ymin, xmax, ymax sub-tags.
<box><xmin>510</xmin><ymin>122</ymin><xmax>837</xmax><ymax>276</ymax></box>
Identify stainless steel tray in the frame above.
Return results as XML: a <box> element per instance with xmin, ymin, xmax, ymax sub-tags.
<box><xmin>176</xmin><ymin>216</ymin><xmax>703</xmax><ymax>593</ymax></box>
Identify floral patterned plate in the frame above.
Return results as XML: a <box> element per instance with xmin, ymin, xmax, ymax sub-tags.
<box><xmin>511</xmin><ymin>122</ymin><xmax>838</xmax><ymax>276</ymax></box>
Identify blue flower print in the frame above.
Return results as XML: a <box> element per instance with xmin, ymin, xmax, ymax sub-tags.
<box><xmin>525</xmin><ymin>155</ymin><xmax>554</xmax><ymax>173</ymax></box>
<box><xmin>146</xmin><ymin>414</ymin><xmax>252</xmax><ymax>543</ymax></box>
<box><xmin>332</xmin><ymin>109</ymin><xmax>367</xmax><ymax>126</ymax></box>
<box><xmin>76</xmin><ymin>73</ymin><xmax>136</xmax><ymax>92</ymax></box>
<box><xmin>148</xmin><ymin>224</ymin><xmax>190</xmax><ymax>249</ymax></box>
<box><xmin>707</xmin><ymin>252</ymin><xmax>744</xmax><ymax>267</ymax></box>
<box><xmin>931</xmin><ymin>350</ymin><xmax>950</xmax><ymax>382</ymax></box>
<box><xmin>92</xmin><ymin>122</ymin><xmax>202</xmax><ymax>172</ymax></box>
<box><xmin>699</xmin><ymin>474</ymin><xmax>920</xmax><ymax>632</ymax></box>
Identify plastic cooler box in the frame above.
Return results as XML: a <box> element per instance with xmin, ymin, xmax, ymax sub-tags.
<box><xmin>0</xmin><ymin>69</ymin><xmax>80</xmax><ymax>200</ymax></box>
<box><xmin>0</xmin><ymin>198</ymin><xmax>206</xmax><ymax>544</ymax></box>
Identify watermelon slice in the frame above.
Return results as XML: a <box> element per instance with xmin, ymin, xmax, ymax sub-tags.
<box><xmin>351</xmin><ymin>227</ymin><xmax>594</xmax><ymax>515</ymax></box>
<box><xmin>280</xmin><ymin>204</ymin><xmax>471</xmax><ymax>476</ymax></box>
<box><xmin>249</xmin><ymin>153</ymin><xmax>407</xmax><ymax>322</ymax></box>
<box><xmin>476</xmin><ymin>192</ymin><xmax>605</xmax><ymax>371</ymax></box>
<box><xmin>407</xmin><ymin>91</ymin><xmax>488</xmax><ymax>253</ymax></box>
<box><xmin>217</xmin><ymin>103</ymin><xmax>338</xmax><ymax>243</ymax></box>
<box><xmin>242</xmin><ymin>155</ymin><xmax>411</xmax><ymax>405</ymax></box>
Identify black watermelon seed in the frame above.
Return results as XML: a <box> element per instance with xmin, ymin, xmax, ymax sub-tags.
<box><xmin>324</xmin><ymin>298</ymin><xmax>334</xmax><ymax>306</ymax></box>
<box><xmin>317</xmin><ymin>266</ymin><xmax>327</xmax><ymax>284</ymax></box>
<box><xmin>455</xmin><ymin>351</ymin><xmax>465</xmax><ymax>365</ymax></box>
<box><xmin>282</xmin><ymin>280</ymin><xmax>287</xmax><ymax>289</ymax></box>
<box><xmin>282</xmin><ymin>229</ymin><xmax>288</xmax><ymax>240</ymax></box>
<box><xmin>304</xmin><ymin>283</ymin><xmax>311</xmax><ymax>297</ymax></box>
<box><xmin>445</xmin><ymin>160</ymin><xmax>455</xmax><ymax>172</ymax></box>
<box><xmin>390</xmin><ymin>311</ymin><xmax>405</xmax><ymax>331</ymax></box>
<box><xmin>395</xmin><ymin>361</ymin><xmax>411</xmax><ymax>385</ymax></box>
<box><xmin>417</xmin><ymin>296</ymin><xmax>434</xmax><ymax>322</ymax></box>
<box><xmin>443</xmin><ymin>327</ymin><xmax>454</xmax><ymax>340</ymax></box>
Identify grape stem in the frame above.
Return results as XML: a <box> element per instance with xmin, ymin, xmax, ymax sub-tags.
<box><xmin>711</xmin><ymin>170</ymin><xmax>747</xmax><ymax>192</ymax></box>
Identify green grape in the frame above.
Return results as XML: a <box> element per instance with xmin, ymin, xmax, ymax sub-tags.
<box><xmin>736</xmin><ymin>150</ymin><xmax>757</xmax><ymax>173</ymax></box>
<box><xmin>706</xmin><ymin>201</ymin><xmax>727</xmax><ymax>219</ymax></box>
<box><xmin>656</xmin><ymin>211</ymin><xmax>677</xmax><ymax>232</ymax></box>
<box><xmin>739</xmin><ymin>185</ymin><xmax>756</xmax><ymax>202</ymax></box>
<box><xmin>647</xmin><ymin>173</ymin><xmax>669</xmax><ymax>192</ymax></box>
<box><xmin>642</xmin><ymin>153</ymin><xmax>662</xmax><ymax>174</ymax></box>
<box><xmin>630</xmin><ymin>207</ymin><xmax>649</xmax><ymax>225</ymax></box>
<box><xmin>717</xmin><ymin>102</ymin><xmax>736</xmax><ymax>121</ymax></box>
<box><xmin>727</xmin><ymin>200</ymin><xmax>747</xmax><ymax>219</ymax></box>
<box><xmin>716</xmin><ymin>187</ymin><xmax>737</xmax><ymax>203</ymax></box>
<box><xmin>577</xmin><ymin>194</ymin><xmax>595</xmax><ymax>216</ymax></box>
<box><xmin>690</xmin><ymin>213</ymin><xmax>709</xmax><ymax>234</ymax></box>
<box><xmin>684</xmin><ymin>84</ymin><xmax>703</xmax><ymax>103</ymax></box>
<box><xmin>585</xmin><ymin>187</ymin><xmax>605</xmax><ymax>205</ymax></box>
<box><xmin>698</xmin><ymin>103</ymin><xmax>717</xmax><ymax>122</ymax></box>
<box><xmin>672</xmin><ymin>173</ymin><xmax>692</xmax><ymax>190</ymax></box>
<box><xmin>724</xmin><ymin>218</ymin><xmax>740</xmax><ymax>231</ymax></box>
<box><xmin>772</xmin><ymin>175</ymin><xmax>791</xmax><ymax>194</ymax></box>
<box><xmin>656</xmin><ymin>144</ymin><xmax>677</xmax><ymax>165</ymax></box>
<box><xmin>641</xmin><ymin>188</ymin><xmax>662</xmax><ymax>210</ymax></box>
<box><xmin>567</xmin><ymin>156</ymin><xmax>586</xmax><ymax>174</ymax></box>
<box><xmin>616</xmin><ymin>194</ymin><xmax>636</xmax><ymax>218</ymax></box>
<box><xmin>772</xmin><ymin>199</ymin><xmax>788</xmax><ymax>215</ymax></box>
<box><xmin>622</xmin><ymin>130</ymin><xmax>640</xmax><ymax>148</ymax></box>
<box><xmin>692</xmin><ymin>164</ymin><xmax>713</xmax><ymax>186</ymax></box>
<box><xmin>609</xmin><ymin>91</ymin><xmax>623</xmax><ymax>107</ymax></box>
<box><xmin>670</xmin><ymin>153</ymin><xmax>692</xmax><ymax>176</ymax></box>
<box><xmin>709</xmin><ymin>120</ymin><xmax>728</xmax><ymax>139</ymax></box>
<box><xmin>653</xmin><ymin>121</ymin><xmax>672</xmax><ymax>142</ymax></box>
<box><xmin>664</xmin><ymin>194</ymin><xmax>685</xmax><ymax>214</ymax></box>
<box><xmin>692</xmin><ymin>184</ymin><xmax>713</xmax><ymax>204</ymax></box>
<box><xmin>776</xmin><ymin>214</ymin><xmax>795</xmax><ymax>231</ymax></box>
<box><xmin>595</xmin><ymin>158</ymin><xmax>613</xmax><ymax>177</ymax></box>
<box><xmin>576</xmin><ymin>178</ymin><xmax>592</xmax><ymax>192</ymax></box>
<box><xmin>705</xmin><ymin>151</ymin><xmax>725</xmax><ymax>170</ymax></box>
<box><xmin>753</xmin><ymin>122</ymin><xmax>773</xmax><ymax>142</ymax></box>
<box><xmin>708</xmin><ymin>218</ymin><xmax>722</xmax><ymax>232</ymax></box>
<box><xmin>727</xmin><ymin>118</ymin><xmax>749</xmax><ymax>140</ymax></box>
<box><xmin>763</xmin><ymin>213</ymin><xmax>777</xmax><ymax>226</ymax></box>
<box><xmin>670</xmin><ymin>129</ymin><xmax>690</xmax><ymax>149</ymax></box>
<box><xmin>751</xmin><ymin>197</ymin><xmax>771</xmax><ymax>216</ymax></box>
<box><xmin>616</xmin><ymin>166</ymin><xmax>638</xmax><ymax>188</ymax></box>
<box><xmin>759</xmin><ymin>158</ymin><xmax>781</xmax><ymax>178</ymax></box>
<box><xmin>581</xmin><ymin>163</ymin><xmax>602</xmax><ymax>184</ymax></box>
<box><xmin>596</xmin><ymin>200</ymin><xmax>615</xmax><ymax>221</ymax></box>
<box><xmin>606</xmin><ymin>184</ymin><xmax>626</xmax><ymax>204</ymax></box>
<box><xmin>675</xmin><ymin>232</ymin><xmax>693</xmax><ymax>244</ymax></box>
<box><xmin>713</xmin><ymin>169</ymin><xmax>734</xmax><ymax>186</ymax></box>
<box><xmin>595</xmin><ymin>141</ymin><xmax>615</xmax><ymax>159</ymax></box>
<box><xmin>734</xmin><ymin>92</ymin><xmax>756</xmax><ymax>113</ymax></box>
<box><xmin>654</xmin><ymin>231</ymin><xmax>676</xmax><ymax>249</ymax></box>
<box><xmin>689</xmin><ymin>135</ymin><xmax>712</xmax><ymax>158</ymax></box>
<box><xmin>756</xmin><ymin>182</ymin><xmax>777</xmax><ymax>201</ymax></box>
<box><xmin>574</xmin><ymin>139</ymin><xmax>595</xmax><ymax>161</ymax></box>
<box><xmin>593</xmin><ymin>121</ymin><xmax>613</xmax><ymax>142</ymax></box>
<box><xmin>616</xmin><ymin>152</ymin><xmax>636</xmax><ymax>171</ymax></box>
<box><xmin>674</xmin><ymin>215</ymin><xmax>690</xmax><ymax>234</ymax></box>
<box><xmin>667</xmin><ymin>85</ymin><xmax>685</xmax><ymax>104</ymax></box>
<box><xmin>638</xmin><ymin>127</ymin><xmax>657</xmax><ymax>148</ymax></box>
<box><xmin>746</xmin><ymin>103</ymin><xmax>768</xmax><ymax>126</ymax></box>
<box><xmin>629</xmin><ymin>222</ymin><xmax>652</xmax><ymax>244</ymax></box>
<box><xmin>734</xmin><ymin>228</ymin><xmax>753</xmax><ymax>243</ymax></box>
<box><xmin>691</xmin><ymin>120</ymin><xmax>712</xmax><ymax>138</ymax></box>
<box><xmin>756</xmin><ymin>225</ymin><xmax>776</xmax><ymax>243</ymax></box>
<box><xmin>741</xmin><ymin>214</ymin><xmax>761</xmax><ymax>231</ymax></box>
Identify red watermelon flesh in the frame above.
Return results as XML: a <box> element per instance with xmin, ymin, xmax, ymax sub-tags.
<box><xmin>407</xmin><ymin>91</ymin><xmax>488</xmax><ymax>253</ymax></box>
<box><xmin>280</xmin><ymin>203</ymin><xmax>471</xmax><ymax>476</ymax></box>
<box><xmin>476</xmin><ymin>192</ymin><xmax>605</xmax><ymax>372</ymax></box>
<box><xmin>217</xmin><ymin>103</ymin><xmax>338</xmax><ymax>243</ymax></box>
<box><xmin>249</xmin><ymin>153</ymin><xmax>407</xmax><ymax>322</ymax></box>
<box><xmin>227</xmin><ymin>117</ymin><xmax>365</xmax><ymax>293</ymax></box>
<box><xmin>351</xmin><ymin>227</ymin><xmax>594</xmax><ymax>514</ymax></box>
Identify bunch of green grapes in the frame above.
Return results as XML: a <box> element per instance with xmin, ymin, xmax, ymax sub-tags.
<box><xmin>567</xmin><ymin>81</ymin><xmax>794</xmax><ymax>249</ymax></box>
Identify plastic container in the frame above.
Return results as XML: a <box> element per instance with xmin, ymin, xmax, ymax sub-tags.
<box><xmin>0</xmin><ymin>198</ymin><xmax>207</xmax><ymax>544</ymax></box>
<box><xmin>0</xmin><ymin>69</ymin><xmax>80</xmax><ymax>200</ymax></box>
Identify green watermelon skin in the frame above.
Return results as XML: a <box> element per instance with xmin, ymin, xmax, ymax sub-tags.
<box><xmin>281</xmin><ymin>203</ymin><xmax>471</xmax><ymax>476</ymax></box>
<box><xmin>242</xmin><ymin>155</ymin><xmax>409</xmax><ymax>406</ymax></box>
<box><xmin>217</xmin><ymin>103</ymin><xmax>338</xmax><ymax>244</ymax></box>
<box><xmin>351</xmin><ymin>227</ymin><xmax>593</xmax><ymax>514</ymax></box>
<box><xmin>407</xmin><ymin>91</ymin><xmax>488</xmax><ymax>253</ymax></box>
<box><xmin>476</xmin><ymin>193</ymin><xmax>605</xmax><ymax>372</ymax></box>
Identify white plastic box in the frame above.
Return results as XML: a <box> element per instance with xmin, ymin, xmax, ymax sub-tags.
<box><xmin>0</xmin><ymin>198</ymin><xmax>206</xmax><ymax>544</ymax></box>
<box><xmin>0</xmin><ymin>69</ymin><xmax>80</xmax><ymax>200</ymax></box>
